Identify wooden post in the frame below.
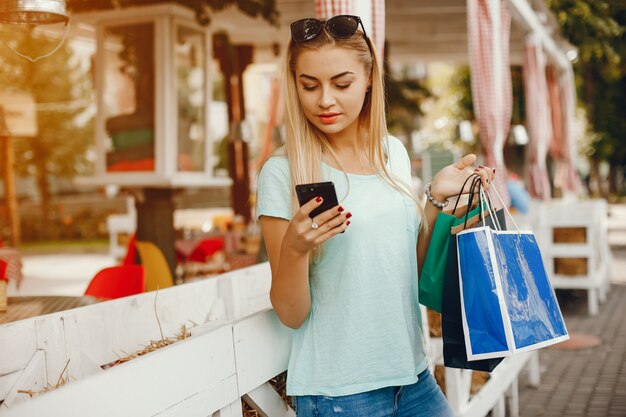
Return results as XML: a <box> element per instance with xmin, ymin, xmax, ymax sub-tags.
<box><xmin>213</xmin><ymin>34</ymin><xmax>254</xmax><ymax>222</ymax></box>
<box><xmin>0</xmin><ymin>107</ymin><xmax>20</xmax><ymax>247</ymax></box>
<box><xmin>135</xmin><ymin>188</ymin><xmax>177</xmax><ymax>279</ymax></box>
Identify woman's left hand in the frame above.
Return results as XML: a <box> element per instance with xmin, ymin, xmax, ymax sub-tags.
<box><xmin>429</xmin><ymin>154</ymin><xmax>495</xmax><ymax>201</ymax></box>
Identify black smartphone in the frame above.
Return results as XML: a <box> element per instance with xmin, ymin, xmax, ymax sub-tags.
<box><xmin>295</xmin><ymin>181</ymin><xmax>339</xmax><ymax>219</ymax></box>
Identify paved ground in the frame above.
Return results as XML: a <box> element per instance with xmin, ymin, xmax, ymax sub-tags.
<box><xmin>517</xmin><ymin>246</ymin><xmax>626</xmax><ymax>417</ymax></box>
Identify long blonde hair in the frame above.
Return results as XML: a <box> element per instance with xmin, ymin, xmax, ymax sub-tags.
<box><xmin>280</xmin><ymin>25</ymin><xmax>426</xmax><ymax>231</ymax></box>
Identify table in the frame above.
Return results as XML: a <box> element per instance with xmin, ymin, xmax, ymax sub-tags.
<box><xmin>0</xmin><ymin>296</ymin><xmax>96</xmax><ymax>325</ymax></box>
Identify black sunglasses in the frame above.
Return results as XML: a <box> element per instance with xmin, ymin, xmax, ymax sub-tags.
<box><xmin>290</xmin><ymin>15</ymin><xmax>371</xmax><ymax>51</ymax></box>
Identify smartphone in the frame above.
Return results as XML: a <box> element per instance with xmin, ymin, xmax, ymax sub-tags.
<box><xmin>295</xmin><ymin>181</ymin><xmax>340</xmax><ymax>219</ymax></box>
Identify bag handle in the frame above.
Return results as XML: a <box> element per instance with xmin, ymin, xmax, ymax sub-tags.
<box><xmin>479</xmin><ymin>184</ymin><xmax>503</xmax><ymax>231</ymax></box>
<box><xmin>462</xmin><ymin>176</ymin><xmax>483</xmax><ymax>230</ymax></box>
<box><xmin>451</xmin><ymin>173</ymin><xmax>480</xmax><ymax>215</ymax></box>
<box><xmin>487</xmin><ymin>184</ymin><xmax>520</xmax><ymax>233</ymax></box>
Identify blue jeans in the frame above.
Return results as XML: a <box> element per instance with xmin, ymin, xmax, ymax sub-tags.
<box><xmin>293</xmin><ymin>369</ymin><xmax>454</xmax><ymax>417</ymax></box>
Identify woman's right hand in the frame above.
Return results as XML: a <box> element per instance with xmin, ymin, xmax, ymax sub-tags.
<box><xmin>282</xmin><ymin>197</ymin><xmax>351</xmax><ymax>255</ymax></box>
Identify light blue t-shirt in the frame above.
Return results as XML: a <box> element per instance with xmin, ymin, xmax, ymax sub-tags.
<box><xmin>256</xmin><ymin>136</ymin><xmax>428</xmax><ymax>397</ymax></box>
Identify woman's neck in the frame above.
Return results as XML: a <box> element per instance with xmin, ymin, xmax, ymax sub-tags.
<box><xmin>326</xmin><ymin>120</ymin><xmax>361</xmax><ymax>155</ymax></box>
<box><xmin>324</xmin><ymin>125</ymin><xmax>374</xmax><ymax>175</ymax></box>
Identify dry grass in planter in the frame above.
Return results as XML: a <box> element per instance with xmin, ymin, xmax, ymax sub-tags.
<box><xmin>102</xmin><ymin>290</ymin><xmax>193</xmax><ymax>370</ymax></box>
<box><xmin>17</xmin><ymin>359</ymin><xmax>71</xmax><ymax>399</ymax></box>
<box><xmin>101</xmin><ymin>324</ymin><xmax>192</xmax><ymax>370</ymax></box>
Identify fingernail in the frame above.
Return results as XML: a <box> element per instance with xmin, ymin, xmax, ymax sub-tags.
<box><xmin>493</xmin><ymin>168</ymin><xmax>496</xmax><ymax>174</ymax></box>
<box><xmin>338</xmin><ymin>206</ymin><xmax>344</xmax><ymax>212</ymax></box>
<box><xmin>315</xmin><ymin>197</ymin><xmax>322</xmax><ymax>203</ymax></box>
<box><xmin>486</xmin><ymin>179</ymin><xmax>490</xmax><ymax>183</ymax></box>
<box><xmin>346</xmin><ymin>220</ymin><xmax>350</xmax><ymax>226</ymax></box>
<box><xmin>479</xmin><ymin>165</ymin><xmax>484</xmax><ymax>168</ymax></box>
<box><xmin>474</xmin><ymin>169</ymin><xmax>479</xmax><ymax>172</ymax></box>
<box><xmin>346</xmin><ymin>212</ymin><xmax>352</xmax><ymax>219</ymax></box>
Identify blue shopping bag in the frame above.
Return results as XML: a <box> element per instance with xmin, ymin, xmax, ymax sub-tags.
<box><xmin>456</xmin><ymin>188</ymin><xmax>569</xmax><ymax>361</ymax></box>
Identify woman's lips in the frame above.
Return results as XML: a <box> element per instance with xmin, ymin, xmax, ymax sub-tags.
<box><xmin>319</xmin><ymin>113</ymin><xmax>340</xmax><ymax>124</ymax></box>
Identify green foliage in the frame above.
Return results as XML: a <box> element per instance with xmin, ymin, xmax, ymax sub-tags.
<box><xmin>547</xmin><ymin>0</ymin><xmax>622</xmax><ymax>72</ymax></box>
<box><xmin>0</xmin><ymin>26</ymin><xmax>95</xmax><ymax>180</ymax></box>
<box><xmin>384</xmin><ymin>67</ymin><xmax>432</xmax><ymax>143</ymax></box>
<box><xmin>449</xmin><ymin>66</ymin><xmax>473</xmax><ymax>121</ymax></box>
<box><xmin>547</xmin><ymin>0</ymin><xmax>626</xmax><ymax>165</ymax></box>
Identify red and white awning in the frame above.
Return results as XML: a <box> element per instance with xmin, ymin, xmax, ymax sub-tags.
<box><xmin>467</xmin><ymin>0</ymin><xmax>513</xmax><ymax>205</ymax></box>
<box><xmin>523</xmin><ymin>35</ymin><xmax>552</xmax><ymax>200</ymax></box>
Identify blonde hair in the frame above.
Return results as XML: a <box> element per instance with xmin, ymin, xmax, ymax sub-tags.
<box><xmin>279</xmin><ymin>26</ymin><xmax>427</xmax><ymax>232</ymax></box>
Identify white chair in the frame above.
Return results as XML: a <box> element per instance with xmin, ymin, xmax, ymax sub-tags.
<box><xmin>106</xmin><ymin>196</ymin><xmax>136</xmax><ymax>259</ymax></box>
<box><xmin>539</xmin><ymin>198</ymin><xmax>611</xmax><ymax>316</ymax></box>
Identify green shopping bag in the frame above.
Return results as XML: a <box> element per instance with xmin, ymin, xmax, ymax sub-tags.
<box><xmin>419</xmin><ymin>175</ymin><xmax>483</xmax><ymax>313</ymax></box>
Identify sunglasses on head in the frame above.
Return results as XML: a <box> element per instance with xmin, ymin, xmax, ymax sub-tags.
<box><xmin>290</xmin><ymin>15</ymin><xmax>371</xmax><ymax>53</ymax></box>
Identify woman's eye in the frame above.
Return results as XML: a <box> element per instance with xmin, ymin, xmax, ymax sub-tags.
<box><xmin>302</xmin><ymin>85</ymin><xmax>317</xmax><ymax>91</ymax></box>
<box><xmin>335</xmin><ymin>84</ymin><xmax>351</xmax><ymax>89</ymax></box>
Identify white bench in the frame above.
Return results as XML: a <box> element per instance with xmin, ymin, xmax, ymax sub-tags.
<box><xmin>536</xmin><ymin>198</ymin><xmax>611</xmax><ymax>316</ymax></box>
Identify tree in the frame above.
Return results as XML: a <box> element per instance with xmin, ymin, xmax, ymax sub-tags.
<box><xmin>383</xmin><ymin>45</ymin><xmax>432</xmax><ymax>156</ymax></box>
<box><xmin>0</xmin><ymin>26</ymin><xmax>95</xmax><ymax>239</ymax></box>
<box><xmin>547</xmin><ymin>0</ymin><xmax>626</xmax><ymax>195</ymax></box>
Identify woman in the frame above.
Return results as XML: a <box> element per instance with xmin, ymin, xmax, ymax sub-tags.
<box><xmin>256</xmin><ymin>15</ymin><xmax>494</xmax><ymax>417</ymax></box>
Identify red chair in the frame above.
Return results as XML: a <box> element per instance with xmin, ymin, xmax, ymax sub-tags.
<box><xmin>84</xmin><ymin>265</ymin><xmax>145</xmax><ymax>300</ymax></box>
<box><xmin>122</xmin><ymin>233</ymin><xmax>137</xmax><ymax>265</ymax></box>
<box><xmin>188</xmin><ymin>237</ymin><xmax>225</xmax><ymax>263</ymax></box>
<box><xmin>0</xmin><ymin>259</ymin><xmax>7</xmax><ymax>281</ymax></box>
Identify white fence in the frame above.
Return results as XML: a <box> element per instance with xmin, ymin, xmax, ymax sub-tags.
<box><xmin>1</xmin><ymin>262</ymin><xmax>538</xmax><ymax>417</ymax></box>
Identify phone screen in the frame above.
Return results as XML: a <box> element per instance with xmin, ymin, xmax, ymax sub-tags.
<box><xmin>295</xmin><ymin>182</ymin><xmax>339</xmax><ymax>218</ymax></box>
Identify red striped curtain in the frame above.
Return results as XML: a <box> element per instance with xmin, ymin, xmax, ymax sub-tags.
<box><xmin>315</xmin><ymin>0</ymin><xmax>354</xmax><ymax>18</ymax></box>
<box><xmin>547</xmin><ymin>65</ymin><xmax>571</xmax><ymax>192</ymax></box>
<box><xmin>370</xmin><ymin>0</ymin><xmax>385</xmax><ymax>59</ymax></box>
<box><xmin>467</xmin><ymin>0</ymin><xmax>513</xmax><ymax>205</ymax></box>
<box><xmin>523</xmin><ymin>37</ymin><xmax>552</xmax><ymax>200</ymax></box>
<box><xmin>315</xmin><ymin>0</ymin><xmax>385</xmax><ymax>66</ymax></box>
<box><xmin>559</xmin><ymin>67</ymin><xmax>582</xmax><ymax>192</ymax></box>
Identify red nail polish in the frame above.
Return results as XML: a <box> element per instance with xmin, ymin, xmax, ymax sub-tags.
<box><xmin>338</xmin><ymin>206</ymin><xmax>344</xmax><ymax>212</ymax></box>
<box><xmin>479</xmin><ymin>165</ymin><xmax>484</xmax><ymax>168</ymax></box>
<box><xmin>315</xmin><ymin>197</ymin><xmax>322</xmax><ymax>203</ymax></box>
<box><xmin>346</xmin><ymin>212</ymin><xmax>352</xmax><ymax>219</ymax></box>
<box><xmin>346</xmin><ymin>220</ymin><xmax>350</xmax><ymax>226</ymax></box>
<box><xmin>493</xmin><ymin>168</ymin><xmax>496</xmax><ymax>173</ymax></box>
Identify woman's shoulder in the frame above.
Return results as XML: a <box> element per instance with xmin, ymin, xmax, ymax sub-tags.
<box><xmin>385</xmin><ymin>135</ymin><xmax>408</xmax><ymax>154</ymax></box>
<box><xmin>258</xmin><ymin>155</ymin><xmax>290</xmax><ymax>182</ymax></box>
<box><xmin>385</xmin><ymin>135</ymin><xmax>410</xmax><ymax>162</ymax></box>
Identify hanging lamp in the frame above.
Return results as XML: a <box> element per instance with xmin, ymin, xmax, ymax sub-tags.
<box><xmin>0</xmin><ymin>0</ymin><xmax>69</xmax><ymax>25</ymax></box>
<box><xmin>0</xmin><ymin>0</ymin><xmax>70</xmax><ymax>62</ymax></box>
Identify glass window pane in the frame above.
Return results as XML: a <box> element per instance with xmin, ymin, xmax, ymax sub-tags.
<box><xmin>176</xmin><ymin>26</ymin><xmax>206</xmax><ymax>172</ymax></box>
<box><xmin>103</xmin><ymin>22</ymin><xmax>155</xmax><ymax>172</ymax></box>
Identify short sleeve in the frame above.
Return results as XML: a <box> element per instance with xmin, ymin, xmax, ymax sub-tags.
<box><xmin>256</xmin><ymin>157</ymin><xmax>292</xmax><ymax>221</ymax></box>
<box><xmin>386</xmin><ymin>136</ymin><xmax>412</xmax><ymax>183</ymax></box>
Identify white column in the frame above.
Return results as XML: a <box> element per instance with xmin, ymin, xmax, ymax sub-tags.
<box><xmin>354</xmin><ymin>1</ymin><xmax>373</xmax><ymax>37</ymax></box>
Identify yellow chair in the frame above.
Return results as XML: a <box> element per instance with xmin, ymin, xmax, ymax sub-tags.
<box><xmin>134</xmin><ymin>241</ymin><xmax>175</xmax><ymax>292</ymax></box>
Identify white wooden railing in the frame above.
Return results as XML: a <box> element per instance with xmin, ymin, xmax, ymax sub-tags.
<box><xmin>1</xmin><ymin>262</ymin><xmax>538</xmax><ymax>417</ymax></box>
